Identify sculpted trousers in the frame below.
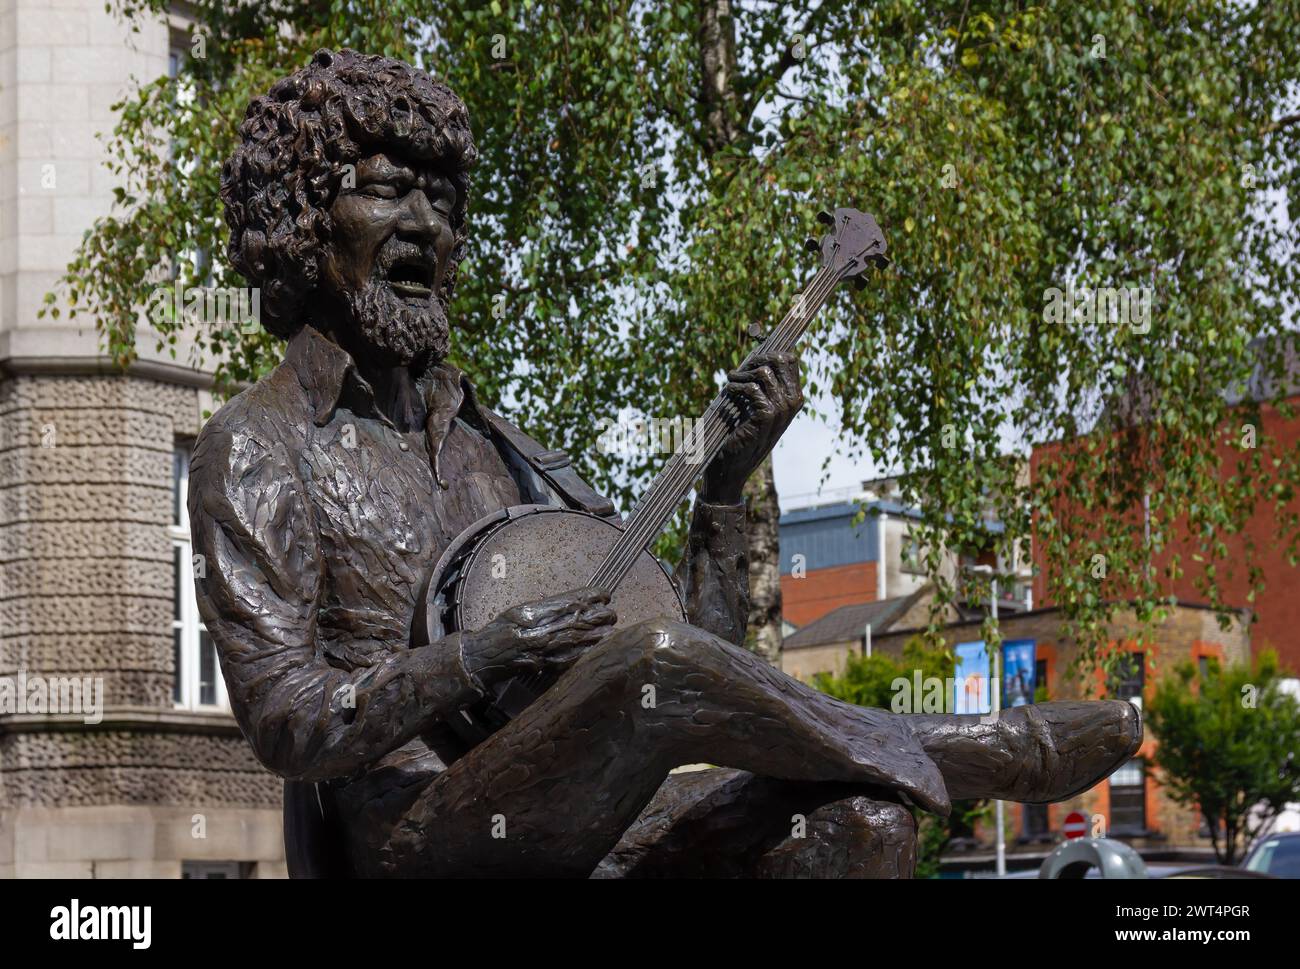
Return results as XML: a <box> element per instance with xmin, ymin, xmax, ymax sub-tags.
<box><xmin>338</xmin><ymin>617</ymin><xmax>939</xmax><ymax>877</ymax></box>
<box><xmin>334</xmin><ymin>618</ymin><xmax>1140</xmax><ymax>877</ymax></box>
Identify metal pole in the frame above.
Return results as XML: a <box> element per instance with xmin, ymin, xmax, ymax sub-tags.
<box><xmin>992</xmin><ymin>577</ymin><xmax>1005</xmax><ymax>878</ymax></box>
<box><xmin>877</xmin><ymin>513</ymin><xmax>888</xmax><ymax>600</ymax></box>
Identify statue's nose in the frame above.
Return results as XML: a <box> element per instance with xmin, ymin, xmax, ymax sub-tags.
<box><xmin>397</xmin><ymin>190</ymin><xmax>446</xmax><ymax>243</ymax></box>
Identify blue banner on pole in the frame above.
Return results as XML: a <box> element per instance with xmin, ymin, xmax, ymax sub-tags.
<box><xmin>954</xmin><ymin>641</ymin><xmax>991</xmax><ymax>714</ymax></box>
<box><xmin>1002</xmin><ymin>639</ymin><xmax>1037</xmax><ymax>707</ymax></box>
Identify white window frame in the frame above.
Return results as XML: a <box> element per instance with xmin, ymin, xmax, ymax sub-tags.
<box><xmin>171</xmin><ymin>445</ymin><xmax>228</xmax><ymax>712</ymax></box>
<box><xmin>1108</xmin><ymin>756</ymin><xmax>1148</xmax><ymax>833</ymax></box>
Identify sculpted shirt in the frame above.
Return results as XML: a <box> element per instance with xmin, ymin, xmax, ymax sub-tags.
<box><xmin>188</xmin><ymin>325</ymin><xmax>749</xmax><ymax>788</ymax></box>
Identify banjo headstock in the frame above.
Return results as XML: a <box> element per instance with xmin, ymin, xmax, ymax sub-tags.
<box><xmin>806</xmin><ymin>207</ymin><xmax>890</xmax><ymax>288</ymax></box>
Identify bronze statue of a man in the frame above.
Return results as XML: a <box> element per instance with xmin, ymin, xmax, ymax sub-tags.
<box><xmin>191</xmin><ymin>49</ymin><xmax>1141</xmax><ymax>878</ymax></box>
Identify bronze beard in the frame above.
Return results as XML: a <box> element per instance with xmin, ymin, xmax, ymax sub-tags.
<box><xmin>338</xmin><ymin>235</ymin><xmax>451</xmax><ymax>367</ymax></box>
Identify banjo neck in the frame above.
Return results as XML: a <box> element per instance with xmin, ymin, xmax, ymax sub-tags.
<box><xmin>589</xmin><ymin>207</ymin><xmax>889</xmax><ymax>593</ymax></box>
<box><xmin>434</xmin><ymin>208</ymin><xmax>886</xmax><ymax>744</ymax></box>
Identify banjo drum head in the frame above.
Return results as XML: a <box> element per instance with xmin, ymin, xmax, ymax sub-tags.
<box><xmin>452</xmin><ymin>507</ymin><xmax>686</xmax><ymax>634</ymax></box>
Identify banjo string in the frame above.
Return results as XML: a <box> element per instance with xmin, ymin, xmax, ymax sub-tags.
<box><xmin>591</xmin><ymin>264</ymin><xmax>842</xmax><ymax>589</ymax></box>
<box><xmin>599</xmin><ymin>263</ymin><xmax>841</xmax><ymax>580</ymax></box>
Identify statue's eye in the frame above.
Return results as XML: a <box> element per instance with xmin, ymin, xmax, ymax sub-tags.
<box><xmin>357</xmin><ymin>183</ymin><xmax>399</xmax><ymax>200</ymax></box>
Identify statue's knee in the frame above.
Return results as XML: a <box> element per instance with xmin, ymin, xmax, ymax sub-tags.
<box><xmin>636</xmin><ymin>617</ymin><xmax>701</xmax><ymax>663</ymax></box>
<box><xmin>801</xmin><ymin>797</ymin><xmax>916</xmax><ymax>852</ymax></box>
<box><xmin>603</xmin><ymin>617</ymin><xmax>697</xmax><ymax>678</ymax></box>
<box><xmin>757</xmin><ymin>796</ymin><xmax>918</xmax><ymax>879</ymax></box>
<box><xmin>862</xmin><ymin>799</ymin><xmax>915</xmax><ymax>837</ymax></box>
<box><xmin>638</xmin><ymin>617</ymin><xmax>695</xmax><ymax>645</ymax></box>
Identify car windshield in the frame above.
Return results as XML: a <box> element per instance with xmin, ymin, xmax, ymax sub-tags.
<box><xmin>1245</xmin><ymin>836</ymin><xmax>1300</xmax><ymax>877</ymax></box>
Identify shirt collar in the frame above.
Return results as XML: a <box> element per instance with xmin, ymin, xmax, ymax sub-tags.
<box><xmin>286</xmin><ymin>325</ymin><xmax>361</xmax><ymax>427</ymax></box>
<box><xmin>284</xmin><ymin>325</ymin><xmax>482</xmax><ymax>487</ymax></box>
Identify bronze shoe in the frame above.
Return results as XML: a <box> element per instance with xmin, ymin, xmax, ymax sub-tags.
<box><xmin>906</xmin><ymin>700</ymin><xmax>1143</xmax><ymax>803</ymax></box>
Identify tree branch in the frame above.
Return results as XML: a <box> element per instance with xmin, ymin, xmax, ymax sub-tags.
<box><xmin>739</xmin><ymin>6</ymin><xmax>832</xmax><ymax>127</ymax></box>
<box><xmin>773</xmin><ymin>85</ymin><xmax>816</xmax><ymax>105</ymax></box>
<box><xmin>1263</xmin><ymin>111</ymin><xmax>1300</xmax><ymax>135</ymax></box>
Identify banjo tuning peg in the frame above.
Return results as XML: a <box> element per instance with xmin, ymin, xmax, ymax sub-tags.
<box><xmin>804</xmin><ymin>237</ymin><xmax>820</xmax><ymax>253</ymax></box>
<box><xmin>816</xmin><ymin>209</ymin><xmax>835</xmax><ymax>226</ymax></box>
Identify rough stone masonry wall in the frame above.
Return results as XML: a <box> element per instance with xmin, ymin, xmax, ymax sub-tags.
<box><xmin>0</xmin><ymin>372</ymin><xmax>279</xmax><ymax>810</ymax></box>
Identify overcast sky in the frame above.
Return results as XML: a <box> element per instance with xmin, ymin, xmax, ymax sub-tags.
<box><xmin>771</xmin><ymin>389</ymin><xmax>873</xmax><ymax>511</ymax></box>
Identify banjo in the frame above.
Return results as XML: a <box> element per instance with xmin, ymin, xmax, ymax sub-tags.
<box><xmin>419</xmin><ymin>207</ymin><xmax>888</xmax><ymax>745</ymax></box>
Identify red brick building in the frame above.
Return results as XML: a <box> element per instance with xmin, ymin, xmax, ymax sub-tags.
<box><xmin>1030</xmin><ymin>393</ymin><xmax>1300</xmax><ymax>673</ymax></box>
<box><xmin>784</xmin><ymin>561</ymin><xmax>880</xmax><ymax>627</ymax></box>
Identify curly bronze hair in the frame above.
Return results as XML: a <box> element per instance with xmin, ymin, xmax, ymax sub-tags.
<box><xmin>220</xmin><ymin>48</ymin><xmax>478</xmax><ymax>339</ymax></box>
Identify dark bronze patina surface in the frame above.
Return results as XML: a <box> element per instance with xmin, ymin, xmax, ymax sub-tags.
<box><xmin>193</xmin><ymin>48</ymin><xmax>1142</xmax><ymax>878</ymax></box>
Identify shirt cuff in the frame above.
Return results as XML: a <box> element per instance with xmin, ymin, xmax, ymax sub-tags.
<box><xmin>411</xmin><ymin>631</ymin><xmax>487</xmax><ymax>713</ymax></box>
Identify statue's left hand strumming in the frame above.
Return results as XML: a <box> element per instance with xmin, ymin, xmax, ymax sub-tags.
<box><xmin>700</xmin><ymin>351</ymin><xmax>804</xmax><ymax>505</ymax></box>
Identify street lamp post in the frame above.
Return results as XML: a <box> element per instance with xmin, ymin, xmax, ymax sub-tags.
<box><xmin>970</xmin><ymin>564</ymin><xmax>1006</xmax><ymax>878</ymax></box>
<box><xmin>991</xmin><ymin>577</ymin><xmax>1004</xmax><ymax>879</ymax></box>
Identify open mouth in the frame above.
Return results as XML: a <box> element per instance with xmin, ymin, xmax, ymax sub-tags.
<box><xmin>385</xmin><ymin>256</ymin><xmax>435</xmax><ymax>299</ymax></box>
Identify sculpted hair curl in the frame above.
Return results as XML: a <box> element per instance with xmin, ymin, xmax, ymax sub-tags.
<box><xmin>220</xmin><ymin>48</ymin><xmax>477</xmax><ymax>339</ymax></box>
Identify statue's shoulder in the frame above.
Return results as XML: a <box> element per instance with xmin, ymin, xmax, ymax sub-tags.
<box><xmin>192</xmin><ymin>362</ymin><xmax>309</xmax><ymax>487</ymax></box>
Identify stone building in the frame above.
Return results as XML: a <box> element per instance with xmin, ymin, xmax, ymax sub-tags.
<box><xmin>0</xmin><ymin>0</ymin><xmax>284</xmax><ymax>878</ymax></box>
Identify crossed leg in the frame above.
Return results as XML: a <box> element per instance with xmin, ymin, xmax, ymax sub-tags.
<box><xmin>593</xmin><ymin>768</ymin><xmax>919</xmax><ymax>878</ymax></box>
<box><xmin>340</xmin><ymin>617</ymin><xmax>947</xmax><ymax>877</ymax></box>
<box><xmin>336</xmin><ymin>618</ymin><xmax>1140</xmax><ymax>877</ymax></box>
<box><xmin>595</xmin><ymin>700</ymin><xmax>1142</xmax><ymax>879</ymax></box>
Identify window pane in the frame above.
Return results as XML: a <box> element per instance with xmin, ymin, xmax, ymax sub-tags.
<box><xmin>173</xmin><ymin>448</ymin><xmax>188</xmax><ymax>527</ymax></box>
<box><xmin>199</xmin><ymin>629</ymin><xmax>216</xmax><ymax>706</ymax></box>
<box><xmin>1252</xmin><ymin>839</ymin><xmax>1300</xmax><ymax>878</ymax></box>
<box><xmin>1111</xmin><ymin>789</ymin><xmax>1146</xmax><ymax>831</ymax></box>
<box><xmin>1111</xmin><ymin>758</ymin><xmax>1144</xmax><ymax>787</ymax></box>
<box><xmin>1110</xmin><ymin>758</ymin><xmax>1146</xmax><ymax>830</ymax></box>
<box><xmin>1023</xmin><ymin>803</ymin><xmax>1049</xmax><ymax>837</ymax></box>
<box><xmin>173</xmin><ymin>627</ymin><xmax>183</xmax><ymax>703</ymax></box>
<box><xmin>1110</xmin><ymin>652</ymin><xmax>1144</xmax><ymax>701</ymax></box>
<box><xmin>173</xmin><ymin>545</ymin><xmax>183</xmax><ymax>621</ymax></box>
<box><xmin>181</xmin><ymin>861</ymin><xmax>243</xmax><ymax>879</ymax></box>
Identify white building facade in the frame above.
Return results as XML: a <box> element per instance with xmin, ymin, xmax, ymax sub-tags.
<box><xmin>0</xmin><ymin>0</ymin><xmax>283</xmax><ymax>878</ymax></box>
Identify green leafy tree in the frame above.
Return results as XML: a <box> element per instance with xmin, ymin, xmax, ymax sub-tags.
<box><xmin>1146</xmin><ymin>650</ymin><xmax>1300</xmax><ymax>865</ymax></box>
<box><xmin>813</xmin><ymin>637</ymin><xmax>989</xmax><ymax>877</ymax></box>
<box><xmin>49</xmin><ymin>1</ymin><xmax>1300</xmax><ymax>667</ymax></box>
<box><xmin>811</xmin><ymin>638</ymin><xmax>952</xmax><ymax>710</ymax></box>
